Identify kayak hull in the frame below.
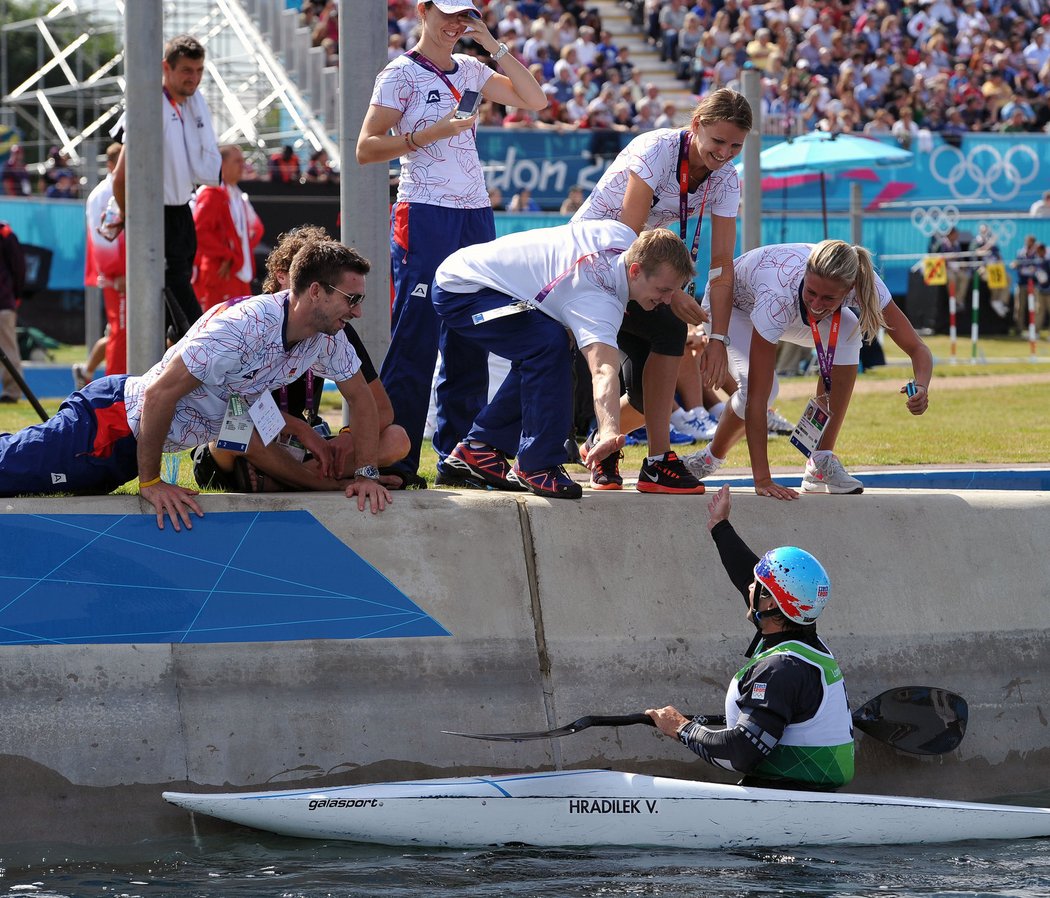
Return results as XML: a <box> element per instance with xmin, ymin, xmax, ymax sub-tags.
<box><xmin>163</xmin><ymin>769</ymin><xmax>1050</xmax><ymax>849</ymax></box>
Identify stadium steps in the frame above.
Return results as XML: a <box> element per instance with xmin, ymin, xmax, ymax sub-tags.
<box><xmin>589</xmin><ymin>0</ymin><xmax>697</xmax><ymax>122</ymax></box>
<box><xmin>237</xmin><ymin>0</ymin><xmax>340</xmax><ymax>134</ymax></box>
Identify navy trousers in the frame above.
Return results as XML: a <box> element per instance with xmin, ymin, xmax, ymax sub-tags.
<box><xmin>0</xmin><ymin>375</ymin><xmax>138</xmax><ymax>496</ymax></box>
<box><xmin>381</xmin><ymin>202</ymin><xmax>495</xmax><ymax>478</ymax></box>
<box><xmin>432</xmin><ymin>285</ymin><xmax>573</xmax><ymax>472</ymax></box>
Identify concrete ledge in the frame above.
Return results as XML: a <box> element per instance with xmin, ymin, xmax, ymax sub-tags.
<box><xmin>1</xmin><ymin>488</ymin><xmax>1048</xmax><ymax>847</ymax></box>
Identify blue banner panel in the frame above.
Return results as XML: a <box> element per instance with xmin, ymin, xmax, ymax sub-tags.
<box><xmin>0</xmin><ymin>511</ymin><xmax>449</xmax><ymax>645</ymax></box>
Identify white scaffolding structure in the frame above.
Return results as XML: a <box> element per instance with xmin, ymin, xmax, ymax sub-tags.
<box><xmin>0</xmin><ymin>0</ymin><xmax>338</xmax><ymax>175</ymax></box>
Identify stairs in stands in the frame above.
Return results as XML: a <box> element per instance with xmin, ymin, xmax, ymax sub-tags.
<box><xmin>236</xmin><ymin>0</ymin><xmax>340</xmax><ymax>137</ymax></box>
<box><xmin>589</xmin><ymin>0</ymin><xmax>697</xmax><ymax>122</ymax></box>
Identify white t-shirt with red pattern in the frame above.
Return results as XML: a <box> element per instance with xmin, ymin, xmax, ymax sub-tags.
<box><xmin>371</xmin><ymin>52</ymin><xmax>494</xmax><ymax>209</ymax></box>
<box><xmin>435</xmin><ymin>220</ymin><xmax>636</xmax><ymax>350</ymax></box>
<box><xmin>572</xmin><ymin>128</ymin><xmax>741</xmax><ymax>229</ymax></box>
<box><xmin>124</xmin><ymin>292</ymin><xmax>360</xmax><ymax>451</ymax></box>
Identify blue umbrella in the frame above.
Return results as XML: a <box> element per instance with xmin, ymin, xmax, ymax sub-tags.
<box><xmin>758</xmin><ymin>130</ymin><xmax>914</xmax><ymax>175</ymax></box>
<box><xmin>739</xmin><ymin>131</ymin><xmax>914</xmax><ymax>237</ymax></box>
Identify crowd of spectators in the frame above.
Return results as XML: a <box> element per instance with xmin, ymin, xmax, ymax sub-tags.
<box><xmin>632</xmin><ymin>0</ymin><xmax>1050</xmax><ymax>136</ymax></box>
<box><xmin>373</xmin><ymin>0</ymin><xmax>1050</xmax><ymax>137</ymax></box>
<box><xmin>386</xmin><ymin>0</ymin><xmax>681</xmax><ymax>132</ymax></box>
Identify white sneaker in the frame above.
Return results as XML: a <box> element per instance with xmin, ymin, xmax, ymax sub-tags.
<box><xmin>801</xmin><ymin>453</ymin><xmax>863</xmax><ymax>494</ymax></box>
<box><xmin>682</xmin><ymin>445</ymin><xmax>723</xmax><ymax>479</ymax></box>
<box><xmin>71</xmin><ymin>363</ymin><xmax>90</xmax><ymax>390</ymax></box>
<box><xmin>767</xmin><ymin>407</ymin><xmax>794</xmax><ymax>436</ymax></box>
<box><xmin>670</xmin><ymin>406</ymin><xmax>718</xmax><ymax>442</ymax></box>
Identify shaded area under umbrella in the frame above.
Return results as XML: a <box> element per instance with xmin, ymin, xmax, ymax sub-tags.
<box><xmin>739</xmin><ymin>131</ymin><xmax>914</xmax><ymax>238</ymax></box>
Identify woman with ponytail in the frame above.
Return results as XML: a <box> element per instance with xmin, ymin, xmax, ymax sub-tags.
<box><xmin>682</xmin><ymin>241</ymin><xmax>932</xmax><ymax>500</ymax></box>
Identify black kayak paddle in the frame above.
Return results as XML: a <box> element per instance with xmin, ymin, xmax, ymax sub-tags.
<box><xmin>442</xmin><ymin>686</ymin><xmax>968</xmax><ymax>757</ymax></box>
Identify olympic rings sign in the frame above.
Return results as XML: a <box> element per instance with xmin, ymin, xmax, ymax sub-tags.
<box><xmin>911</xmin><ymin>204</ymin><xmax>959</xmax><ymax>237</ymax></box>
<box><xmin>929</xmin><ymin>143</ymin><xmax>1040</xmax><ymax>203</ymax></box>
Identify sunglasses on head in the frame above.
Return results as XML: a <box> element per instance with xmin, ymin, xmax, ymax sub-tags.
<box><xmin>326</xmin><ymin>282</ymin><xmax>365</xmax><ymax>309</ymax></box>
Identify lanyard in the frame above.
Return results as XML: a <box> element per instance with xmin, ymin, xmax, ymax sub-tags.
<box><xmin>678</xmin><ymin>131</ymin><xmax>712</xmax><ymax>297</ymax></box>
<box><xmin>279</xmin><ymin>371</ymin><xmax>315</xmax><ymax>417</ymax></box>
<box><xmin>533</xmin><ymin>250</ymin><xmax>624</xmax><ymax>304</ymax></box>
<box><xmin>163</xmin><ymin>87</ymin><xmax>183</xmax><ymax>123</ymax></box>
<box><xmin>405</xmin><ymin>50</ymin><xmax>462</xmax><ymax>102</ymax></box>
<box><xmin>809</xmin><ymin>308</ymin><xmax>841</xmax><ymax>396</ymax></box>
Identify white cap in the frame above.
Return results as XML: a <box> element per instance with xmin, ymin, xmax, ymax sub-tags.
<box><xmin>428</xmin><ymin>0</ymin><xmax>481</xmax><ymax>16</ymax></box>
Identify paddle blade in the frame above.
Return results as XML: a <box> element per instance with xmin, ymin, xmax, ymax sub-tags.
<box><xmin>853</xmin><ymin>686</ymin><xmax>968</xmax><ymax>756</ymax></box>
<box><xmin>443</xmin><ymin>713</ymin><xmax>656</xmax><ymax>742</ymax></box>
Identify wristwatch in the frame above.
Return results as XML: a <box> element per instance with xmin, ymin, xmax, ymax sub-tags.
<box><xmin>354</xmin><ymin>465</ymin><xmax>381</xmax><ymax>480</ymax></box>
<box><xmin>492</xmin><ymin>42</ymin><xmax>510</xmax><ymax>62</ymax></box>
<box><xmin>707</xmin><ymin>333</ymin><xmax>731</xmax><ymax>347</ymax></box>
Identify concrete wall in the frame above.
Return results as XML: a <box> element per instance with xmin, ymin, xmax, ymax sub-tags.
<box><xmin>1</xmin><ymin>489</ymin><xmax>1048</xmax><ymax>849</ymax></box>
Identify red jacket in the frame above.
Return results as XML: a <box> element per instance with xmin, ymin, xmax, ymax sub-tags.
<box><xmin>192</xmin><ymin>185</ymin><xmax>263</xmax><ymax>311</ymax></box>
<box><xmin>0</xmin><ymin>221</ymin><xmax>26</xmax><ymax>312</ymax></box>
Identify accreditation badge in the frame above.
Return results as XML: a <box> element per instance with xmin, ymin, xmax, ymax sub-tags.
<box><xmin>216</xmin><ymin>394</ymin><xmax>255</xmax><ymax>452</ymax></box>
<box><xmin>789</xmin><ymin>397</ymin><xmax>832</xmax><ymax>458</ymax></box>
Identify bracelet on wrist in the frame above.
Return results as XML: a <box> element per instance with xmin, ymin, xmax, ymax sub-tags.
<box><xmin>492</xmin><ymin>42</ymin><xmax>510</xmax><ymax>62</ymax></box>
<box><xmin>139</xmin><ymin>476</ymin><xmax>162</xmax><ymax>489</ymax></box>
<box><xmin>403</xmin><ymin>132</ymin><xmax>413</xmax><ymax>152</ymax></box>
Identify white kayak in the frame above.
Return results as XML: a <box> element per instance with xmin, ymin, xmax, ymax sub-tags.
<box><xmin>163</xmin><ymin>769</ymin><xmax>1050</xmax><ymax>849</ymax></box>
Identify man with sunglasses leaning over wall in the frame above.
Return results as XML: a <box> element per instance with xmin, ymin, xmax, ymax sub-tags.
<box><xmin>0</xmin><ymin>241</ymin><xmax>391</xmax><ymax>527</ymax></box>
<box><xmin>647</xmin><ymin>484</ymin><xmax>854</xmax><ymax>790</ymax></box>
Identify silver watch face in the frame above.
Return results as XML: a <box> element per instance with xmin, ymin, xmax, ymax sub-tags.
<box><xmin>356</xmin><ymin>465</ymin><xmax>380</xmax><ymax>480</ymax></box>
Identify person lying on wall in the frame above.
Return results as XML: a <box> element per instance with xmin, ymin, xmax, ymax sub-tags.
<box><xmin>0</xmin><ymin>240</ymin><xmax>392</xmax><ymax>527</ymax></box>
<box><xmin>647</xmin><ymin>484</ymin><xmax>854</xmax><ymax>792</ymax></box>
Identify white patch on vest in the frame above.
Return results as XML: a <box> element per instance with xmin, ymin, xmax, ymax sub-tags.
<box><xmin>752</xmin><ymin>682</ymin><xmax>767</xmax><ymax>700</ymax></box>
<box><xmin>411</xmin><ymin>283</ymin><xmax>429</xmax><ymax>298</ymax></box>
<box><xmin>51</xmin><ymin>473</ymin><xmax>68</xmax><ymax>484</ymax></box>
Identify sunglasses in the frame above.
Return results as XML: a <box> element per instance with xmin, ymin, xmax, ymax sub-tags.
<box><xmin>326</xmin><ymin>282</ymin><xmax>365</xmax><ymax>309</ymax></box>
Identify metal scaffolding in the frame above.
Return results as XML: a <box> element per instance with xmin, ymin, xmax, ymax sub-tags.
<box><xmin>0</xmin><ymin>0</ymin><xmax>338</xmax><ymax>177</ymax></box>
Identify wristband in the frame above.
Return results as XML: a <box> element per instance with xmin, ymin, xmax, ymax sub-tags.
<box><xmin>139</xmin><ymin>476</ymin><xmax>162</xmax><ymax>489</ymax></box>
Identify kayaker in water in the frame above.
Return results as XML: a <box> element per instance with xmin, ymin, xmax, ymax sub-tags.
<box><xmin>646</xmin><ymin>484</ymin><xmax>855</xmax><ymax>791</ymax></box>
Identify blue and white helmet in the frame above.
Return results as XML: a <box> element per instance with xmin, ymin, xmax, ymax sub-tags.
<box><xmin>754</xmin><ymin>546</ymin><xmax>831</xmax><ymax>625</ymax></box>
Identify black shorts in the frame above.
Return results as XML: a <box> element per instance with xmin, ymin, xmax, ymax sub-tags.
<box><xmin>617</xmin><ymin>301</ymin><xmax>687</xmax><ymax>412</ymax></box>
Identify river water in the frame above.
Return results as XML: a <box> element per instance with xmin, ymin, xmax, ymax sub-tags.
<box><xmin>3</xmin><ymin>796</ymin><xmax>1049</xmax><ymax>898</ymax></box>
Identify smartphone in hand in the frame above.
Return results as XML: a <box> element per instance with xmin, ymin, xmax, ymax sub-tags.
<box><xmin>454</xmin><ymin>89</ymin><xmax>482</xmax><ymax>119</ymax></box>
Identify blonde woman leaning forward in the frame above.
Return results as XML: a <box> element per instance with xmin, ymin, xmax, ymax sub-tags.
<box><xmin>683</xmin><ymin>241</ymin><xmax>933</xmax><ymax>500</ymax></box>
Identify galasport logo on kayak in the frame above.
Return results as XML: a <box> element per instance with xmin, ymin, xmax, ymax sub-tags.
<box><xmin>568</xmin><ymin>799</ymin><xmax>659</xmax><ymax>814</ymax></box>
<box><xmin>308</xmin><ymin>798</ymin><xmax>382</xmax><ymax>810</ymax></box>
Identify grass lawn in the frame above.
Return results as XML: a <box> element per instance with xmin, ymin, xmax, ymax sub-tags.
<box><xmin>6</xmin><ymin>332</ymin><xmax>1049</xmax><ymax>494</ymax></box>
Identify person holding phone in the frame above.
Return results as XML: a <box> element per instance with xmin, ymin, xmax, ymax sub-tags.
<box><xmin>681</xmin><ymin>241</ymin><xmax>933</xmax><ymax>500</ymax></box>
<box><xmin>571</xmin><ymin>88</ymin><xmax>752</xmax><ymax>493</ymax></box>
<box><xmin>356</xmin><ymin>0</ymin><xmax>546</xmax><ymax>491</ymax></box>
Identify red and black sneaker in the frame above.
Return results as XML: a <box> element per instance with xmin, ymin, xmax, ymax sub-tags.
<box><xmin>636</xmin><ymin>451</ymin><xmax>706</xmax><ymax>495</ymax></box>
<box><xmin>590</xmin><ymin>449</ymin><xmax>623</xmax><ymax>490</ymax></box>
<box><xmin>441</xmin><ymin>442</ymin><xmax>526</xmax><ymax>491</ymax></box>
<box><xmin>510</xmin><ymin>463</ymin><xmax>583</xmax><ymax>499</ymax></box>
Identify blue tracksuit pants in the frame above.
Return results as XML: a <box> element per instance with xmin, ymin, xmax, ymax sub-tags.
<box><xmin>432</xmin><ymin>285</ymin><xmax>573</xmax><ymax>472</ymax></box>
<box><xmin>0</xmin><ymin>375</ymin><xmax>138</xmax><ymax>496</ymax></box>
<box><xmin>381</xmin><ymin>202</ymin><xmax>495</xmax><ymax>478</ymax></box>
